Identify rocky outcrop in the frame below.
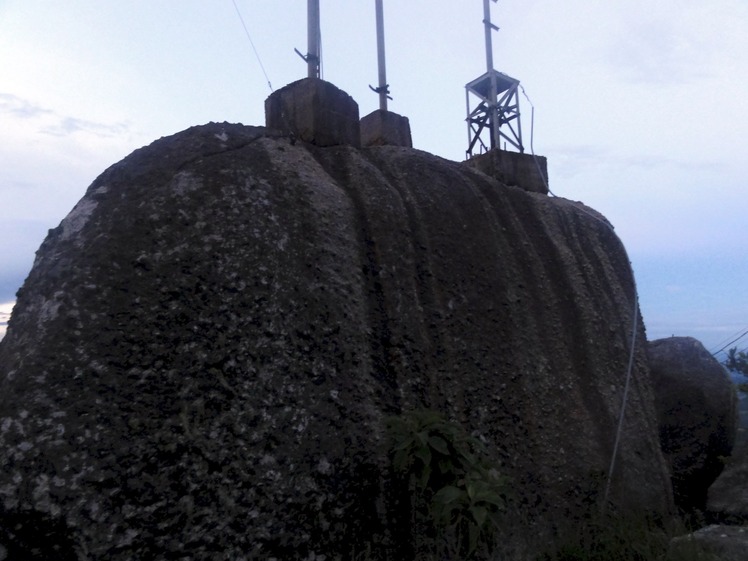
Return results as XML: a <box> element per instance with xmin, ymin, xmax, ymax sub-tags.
<box><xmin>648</xmin><ymin>337</ymin><xmax>738</xmax><ymax>512</ymax></box>
<box><xmin>669</xmin><ymin>525</ymin><xmax>748</xmax><ymax>561</ymax></box>
<box><xmin>709</xmin><ymin>452</ymin><xmax>748</xmax><ymax>524</ymax></box>
<box><xmin>0</xmin><ymin>122</ymin><xmax>672</xmax><ymax>559</ymax></box>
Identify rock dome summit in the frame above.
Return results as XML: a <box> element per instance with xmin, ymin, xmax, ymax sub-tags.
<box><xmin>0</xmin><ymin>79</ymin><xmax>717</xmax><ymax>559</ymax></box>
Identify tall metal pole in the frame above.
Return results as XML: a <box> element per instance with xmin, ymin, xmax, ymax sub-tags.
<box><xmin>483</xmin><ymin>0</ymin><xmax>494</xmax><ymax>72</ymax></box>
<box><xmin>307</xmin><ymin>0</ymin><xmax>320</xmax><ymax>78</ymax></box>
<box><xmin>483</xmin><ymin>0</ymin><xmax>500</xmax><ymax>150</ymax></box>
<box><xmin>375</xmin><ymin>0</ymin><xmax>388</xmax><ymax>111</ymax></box>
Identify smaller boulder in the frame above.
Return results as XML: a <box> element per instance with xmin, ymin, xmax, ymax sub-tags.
<box><xmin>708</xmin><ymin>451</ymin><xmax>748</xmax><ymax>523</ymax></box>
<box><xmin>648</xmin><ymin>337</ymin><xmax>738</xmax><ymax>512</ymax></box>
<box><xmin>708</xmin><ymin>389</ymin><xmax>748</xmax><ymax>522</ymax></box>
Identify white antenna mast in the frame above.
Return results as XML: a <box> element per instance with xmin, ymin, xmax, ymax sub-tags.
<box><xmin>484</xmin><ymin>0</ymin><xmax>500</xmax><ymax>150</ymax></box>
<box><xmin>370</xmin><ymin>0</ymin><xmax>391</xmax><ymax>111</ymax></box>
<box><xmin>360</xmin><ymin>0</ymin><xmax>412</xmax><ymax>148</ymax></box>
<box><xmin>295</xmin><ymin>0</ymin><xmax>321</xmax><ymax>78</ymax></box>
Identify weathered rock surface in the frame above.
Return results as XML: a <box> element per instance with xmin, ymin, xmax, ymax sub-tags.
<box><xmin>709</xmin><ymin>452</ymin><xmax>748</xmax><ymax>524</ymax></box>
<box><xmin>669</xmin><ymin>525</ymin><xmax>748</xmax><ymax>561</ymax></box>
<box><xmin>0</xmin><ymin>122</ymin><xmax>672</xmax><ymax>559</ymax></box>
<box><xmin>648</xmin><ymin>337</ymin><xmax>738</xmax><ymax>512</ymax></box>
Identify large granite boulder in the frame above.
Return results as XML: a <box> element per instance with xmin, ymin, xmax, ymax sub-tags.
<box><xmin>648</xmin><ymin>337</ymin><xmax>738</xmax><ymax>512</ymax></box>
<box><xmin>0</xmin><ymin>122</ymin><xmax>672</xmax><ymax>559</ymax></box>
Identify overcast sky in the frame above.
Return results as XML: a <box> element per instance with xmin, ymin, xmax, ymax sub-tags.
<box><xmin>1</xmin><ymin>0</ymin><xmax>747</xmax><ymax>354</ymax></box>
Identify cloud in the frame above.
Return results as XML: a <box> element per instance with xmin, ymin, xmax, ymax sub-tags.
<box><xmin>0</xmin><ymin>92</ymin><xmax>130</xmax><ymax>139</ymax></box>
<box><xmin>40</xmin><ymin>115</ymin><xmax>130</xmax><ymax>138</ymax></box>
<box><xmin>0</xmin><ymin>93</ymin><xmax>54</xmax><ymax>119</ymax></box>
<box><xmin>0</xmin><ymin>96</ymin><xmax>140</xmax><ymax>311</ymax></box>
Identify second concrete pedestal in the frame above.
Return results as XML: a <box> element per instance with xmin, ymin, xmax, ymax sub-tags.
<box><xmin>360</xmin><ymin>110</ymin><xmax>412</xmax><ymax>148</ymax></box>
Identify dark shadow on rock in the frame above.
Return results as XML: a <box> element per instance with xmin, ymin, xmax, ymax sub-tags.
<box><xmin>0</xmin><ymin>508</ymin><xmax>78</xmax><ymax>561</ymax></box>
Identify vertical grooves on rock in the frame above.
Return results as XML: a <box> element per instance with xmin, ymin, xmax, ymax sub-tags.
<box><xmin>361</xmin><ymin>230</ymin><xmax>400</xmax><ymax>397</ymax></box>
<box><xmin>519</xmin><ymin>198</ymin><xmax>614</xmax><ymax>462</ymax></box>
<box><xmin>308</xmin><ymin>147</ymin><xmax>402</xmax><ymax>413</ymax></box>
<box><xmin>360</xmin><ymin>148</ymin><xmax>449</xmax><ymax>410</ymax></box>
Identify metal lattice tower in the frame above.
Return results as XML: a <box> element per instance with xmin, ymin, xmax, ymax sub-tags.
<box><xmin>466</xmin><ymin>0</ymin><xmax>524</xmax><ymax>157</ymax></box>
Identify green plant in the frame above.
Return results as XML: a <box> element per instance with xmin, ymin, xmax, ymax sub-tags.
<box><xmin>386</xmin><ymin>409</ymin><xmax>508</xmax><ymax>558</ymax></box>
<box><xmin>724</xmin><ymin>347</ymin><xmax>748</xmax><ymax>376</ymax></box>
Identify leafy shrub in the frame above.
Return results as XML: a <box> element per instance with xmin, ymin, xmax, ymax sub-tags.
<box><xmin>386</xmin><ymin>409</ymin><xmax>508</xmax><ymax>558</ymax></box>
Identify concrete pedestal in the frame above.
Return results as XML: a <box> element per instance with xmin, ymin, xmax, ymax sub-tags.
<box><xmin>465</xmin><ymin>150</ymin><xmax>549</xmax><ymax>195</ymax></box>
<box><xmin>360</xmin><ymin>109</ymin><xmax>412</xmax><ymax>148</ymax></box>
<box><xmin>265</xmin><ymin>78</ymin><xmax>360</xmax><ymax>147</ymax></box>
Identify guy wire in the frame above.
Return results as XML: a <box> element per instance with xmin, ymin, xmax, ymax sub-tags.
<box><xmin>231</xmin><ymin>0</ymin><xmax>273</xmax><ymax>91</ymax></box>
<box><xmin>521</xmin><ymin>84</ymin><xmax>640</xmax><ymax>509</ymax></box>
